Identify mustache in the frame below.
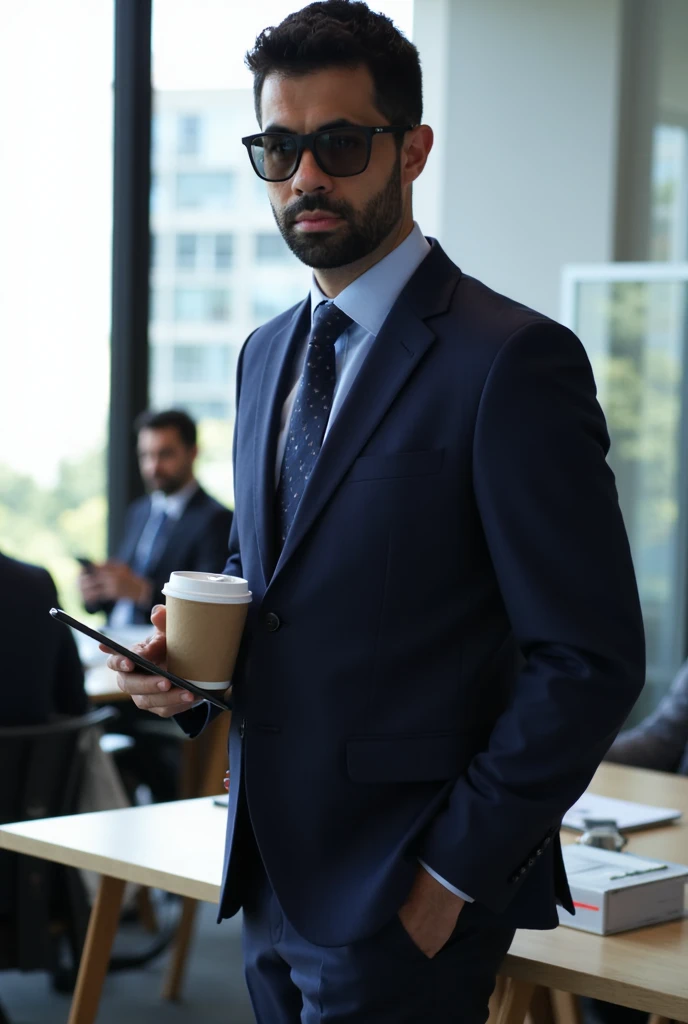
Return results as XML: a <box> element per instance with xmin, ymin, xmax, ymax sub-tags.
<box><xmin>283</xmin><ymin>195</ymin><xmax>352</xmax><ymax>228</ymax></box>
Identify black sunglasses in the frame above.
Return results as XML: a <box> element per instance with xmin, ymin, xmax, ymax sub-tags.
<box><xmin>241</xmin><ymin>124</ymin><xmax>415</xmax><ymax>182</ymax></box>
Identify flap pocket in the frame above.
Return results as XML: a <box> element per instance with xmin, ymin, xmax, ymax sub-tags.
<box><xmin>347</xmin><ymin>733</ymin><xmax>468</xmax><ymax>783</ymax></box>
<box><xmin>347</xmin><ymin>449</ymin><xmax>444</xmax><ymax>482</ymax></box>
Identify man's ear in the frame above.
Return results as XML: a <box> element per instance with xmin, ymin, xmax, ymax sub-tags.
<box><xmin>402</xmin><ymin>124</ymin><xmax>434</xmax><ymax>187</ymax></box>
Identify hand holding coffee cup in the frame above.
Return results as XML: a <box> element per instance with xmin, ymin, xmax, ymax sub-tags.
<box><xmin>162</xmin><ymin>572</ymin><xmax>252</xmax><ymax>691</ymax></box>
<box><xmin>103</xmin><ymin>572</ymin><xmax>251</xmax><ymax>717</ymax></box>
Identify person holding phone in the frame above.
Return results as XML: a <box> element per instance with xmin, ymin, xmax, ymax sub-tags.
<box><xmin>105</xmin><ymin>4</ymin><xmax>645</xmax><ymax>1021</ymax></box>
<box><xmin>78</xmin><ymin>408</ymin><xmax>232</xmax><ymax>628</ymax></box>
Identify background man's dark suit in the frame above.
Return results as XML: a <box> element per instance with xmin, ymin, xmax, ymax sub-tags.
<box><xmin>0</xmin><ymin>551</ymin><xmax>87</xmax><ymax>726</ymax></box>
<box><xmin>87</xmin><ymin>487</ymin><xmax>232</xmax><ymax>625</ymax></box>
<box><xmin>182</xmin><ymin>242</ymin><xmax>644</xmax><ymax>945</ymax></box>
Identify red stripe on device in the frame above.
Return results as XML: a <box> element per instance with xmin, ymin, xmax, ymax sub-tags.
<box><xmin>573</xmin><ymin>901</ymin><xmax>600</xmax><ymax>911</ymax></box>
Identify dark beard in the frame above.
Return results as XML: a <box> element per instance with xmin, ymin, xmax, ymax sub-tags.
<box><xmin>271</xmin><ymin>159</ymin><xmax>403</xmax><ymax>270</ymax></box>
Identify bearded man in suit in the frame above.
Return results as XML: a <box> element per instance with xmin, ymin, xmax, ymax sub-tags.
<box><xmin>108</xmin><ymin>3</ymin><xmax>645</xmax><ymax>1021</ymax></box>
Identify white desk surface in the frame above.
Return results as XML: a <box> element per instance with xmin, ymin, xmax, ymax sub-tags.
<box><xmin>0</xmin><ymin>797</ymin><xmax>226</xmax><ymax>904</ymax></box>
<box><xmin>1</xmin><ymin>764</ymin><xmax>688</xmax><ymax>1016</ymax></box>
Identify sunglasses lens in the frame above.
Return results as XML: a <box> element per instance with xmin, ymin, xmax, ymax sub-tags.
<box><xmin>251</xmin><ymin>135</ymin><xmax>298</xmax><ymax>181</ymax></box>
<box><xmin>315</xmin><ymin>129</ymin><xmax>369</xmax><ymax>176</ymax></box>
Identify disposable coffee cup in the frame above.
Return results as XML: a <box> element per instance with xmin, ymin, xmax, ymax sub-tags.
<box><xmin>161</xmin><ymin>572</ymin><xmax>252</xmax><ymax>691</ymax></box>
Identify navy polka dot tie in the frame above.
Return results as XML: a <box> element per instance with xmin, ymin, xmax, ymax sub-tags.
<box><xmin>275</xmin><ymin>301</ymin><xmax>353</xmax><ymax>549</ymax></box>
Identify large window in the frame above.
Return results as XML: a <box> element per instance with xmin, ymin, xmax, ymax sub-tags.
<box><xmin>0</xmin><ymin>1</ymin><xmax>113</xmax><ymax>618</ymax></box>
<box><xmin>176</xmin><ymin>171</ymin><xmax>234</xmax><ymax>209</ymax></box>
<box><xmin>651</xmin><ymin>124</ymin><xmax>688</xmax><ymax>262</ymax></box>
<box><xmin>256</xmin><ymin>231</ymin><xmax>293</xmax><ymax>263</ymax></box>
<box><xmin>174</xmin><ymin>287</ymin><xmax>231</xmax><ymax>322</ymax></box>
<box><xmin>563</xmin><ymin>265</ymin><xmax>688</xmax><ymax>693</ymax></box>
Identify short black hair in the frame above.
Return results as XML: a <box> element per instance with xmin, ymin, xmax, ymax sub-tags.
<box><xmin>134</xmin><ymin>409</ymin><xmax>197</xmax><ymax>448</ymax></box>
<box><xmin>246</xmin><ymin>0</ymin><xmax>422</xmax><ymax>129</ymax></box>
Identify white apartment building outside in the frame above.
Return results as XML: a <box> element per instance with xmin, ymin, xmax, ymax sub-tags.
<box><xmin>149</xmin><ymin>88</ymin><xmax>310</xmax><ymax>499</ymax></box>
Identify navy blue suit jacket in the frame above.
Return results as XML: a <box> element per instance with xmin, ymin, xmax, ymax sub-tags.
<box><xmin>87</xmin><ymin>487</ymin><xmax>233</xmax><ymax>625</ymax></box>
<box><xmin>182</xmin><ymin>241</ymin><xmax>645</xmax><ymax>945</ymax></box>
<box><xmin>0</xmin><ymin>552</ymin><xmax>88</xmax><ymax>726</ymax></box>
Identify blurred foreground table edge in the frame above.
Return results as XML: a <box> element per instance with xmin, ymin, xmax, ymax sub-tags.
<box><xmin>0</xmin><ymin>764</ymin><xmax>687</xmax><ymax>1024</ymax></box>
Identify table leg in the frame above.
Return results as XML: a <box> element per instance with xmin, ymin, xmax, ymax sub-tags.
<box><xmin>136</xmin><ymin>886</ymin><xmax>159</xmax><ymax>934</ymax></box>
<box><xmin>527</xmin><ymin>986</ymin><xmax>556</xmax><ymax>1024</ymax></box>
<box><xmin>198</xmin><ymin>712</ymin><xmax>231</xmax><ymax>798</ymax></box>
<box><xmin>489</xmin><ymin>977</ymin><xmax>507</xmax><ymax>1022</ymax></box>
<box><xmin>551</xmin><ymin>990</ymin><xmax>583</xmax><ymax>1024</ymax></box>
<box><xmin>161</xmin><ymin>713</ymin><xmax>230</xmax><ymax>1001</ymax></box>
<box><xmin>161</xmin><ymin>895</ymin><xmax>199</xmax><ymax>1001</ymax></box>
<box><xmin>496</xmin><ymin>979</ymin><xmax>536</xmax><ymax>1024</ymax></box>
<box><xmin>68</xmin><ymin>874</ymin><xmax>126</xmax><ymax>1024</ymax></box>
<box><xmin>647</xmin><ymin>1017</ymin><xmax>672</xmax><ymax>1024</ymax></box>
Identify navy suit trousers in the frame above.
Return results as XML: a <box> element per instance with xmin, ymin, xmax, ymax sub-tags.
<box><xmin>241</xmin><ymin>832</ymin><xmax>515</xmax><ymax>1024</ymax></box>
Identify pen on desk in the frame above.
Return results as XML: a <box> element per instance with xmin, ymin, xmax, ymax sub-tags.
<box><xmin>608</xmin><ymin>864</ymin><xmax>668</xmax><ymax>881</ymax></box>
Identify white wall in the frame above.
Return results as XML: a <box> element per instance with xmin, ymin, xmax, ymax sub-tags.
<box><xmin>413</xmin><ymin>0</ymin><xmax>623</xmax><ymax>320</ymax></box>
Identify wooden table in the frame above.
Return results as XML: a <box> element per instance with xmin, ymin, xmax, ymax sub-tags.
<box><xmin>0</xmin><ymin>798</ymin><xmax>226</xmax><ymax>1024</ymax></box>
<box><xmin>85</xmin><ymin>657</ymin><xmax>231</xmax><ymax>999</ymax></box>
<box><xmin>85</xmin><ymin>663</ymin><xmax>131</xmax><ymax>702</ymax></box>
<box><xmin>0</xmin><ymin>764</ymin><xmax>687</xmax><ymax>1024</ymax></box>
<box><xmin>495</xmin><ymin>763</ymin><xmax>688</xmax><ymax>1024</ymax></box>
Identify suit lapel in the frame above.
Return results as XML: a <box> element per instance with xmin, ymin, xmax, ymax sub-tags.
<box><xmin>253</xmin><ymin>299</ymin><xmax>312</xmax><ymax>588</ymax></box>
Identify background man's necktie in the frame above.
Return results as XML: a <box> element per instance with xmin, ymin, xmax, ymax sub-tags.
<box><xmin>131</xmin><ymin>505</ymin><xmax>171</xmax><ymax>577</ymax></box>
<box><xmin>275</xmin><ymin>301</ymin><xmax>353</xmax><ymax>549</ymax></box>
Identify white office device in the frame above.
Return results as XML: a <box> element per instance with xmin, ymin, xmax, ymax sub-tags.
<box><xmin>557</xmin><ymin>845</ymin><xmax>688</xmax><ymax>934</ymax></box>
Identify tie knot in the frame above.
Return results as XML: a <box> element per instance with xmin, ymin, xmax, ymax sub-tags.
<box><xmin>310</xmin><ymin>301</ymin><xmax>353</xmax><ymax>347</ymax></box>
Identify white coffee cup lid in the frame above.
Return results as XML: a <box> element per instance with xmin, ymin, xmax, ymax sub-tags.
<box><xmin>162</xmin><ymin>571</ymin><xmax>252</xmax><ymax>605</ymax></box>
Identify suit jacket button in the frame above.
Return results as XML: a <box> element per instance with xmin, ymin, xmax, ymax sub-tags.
<box><xmin>239</xmin><ymin>719</ymin><xmax>245</xmax><ymax>739</ymax></box>
<box><xmin>265</xmin><ymin>612</ymin><xmax>281</xmax><ymax>632</ymax></box>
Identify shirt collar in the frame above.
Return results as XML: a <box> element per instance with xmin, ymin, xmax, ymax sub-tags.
<box><xmin>309</xmin><ymin>222</ymin><xmax>431</xmax><ymax>337</ymax></box>
<box><xmin>150</xmin><ymin>478</ymin><xmax>198</xmax><ymax>520</ymax></box>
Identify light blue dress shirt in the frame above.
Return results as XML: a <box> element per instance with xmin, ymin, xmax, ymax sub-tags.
<box><xmin>275</xmin><ymin>223</ymin><xmax>473</xmax><ymax>904</ymax></box>
<box><xmin>110</xmin><ymin>479</ymin><xmax>199</xmax><ymax>628</ymax></box>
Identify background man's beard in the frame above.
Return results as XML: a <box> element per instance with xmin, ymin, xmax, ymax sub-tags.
<box><xmin>272</xmin><ymin>162</ymin><xmax>403</xmax><ymax>270</ymax></box>
<box><xmin>147</xmin><ymin>474</ymin><xmax>186</xmax><ymax>495</ymax></box>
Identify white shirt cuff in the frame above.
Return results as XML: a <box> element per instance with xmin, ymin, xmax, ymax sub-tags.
<box><xmin>418</xmin><ymin>859</ymin><xmax>474</xmax><ymax>902</ymax></box>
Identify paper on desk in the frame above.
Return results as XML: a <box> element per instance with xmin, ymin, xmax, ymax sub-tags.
<box><xmin>563</xmin><ymin>845</ymin><xmax>667</xmax><ymax>889</ymax></box>
<box><xmin>562</xmin><ymin>791</ymin><xmax>681</xmax><ymax>832</ymax></box>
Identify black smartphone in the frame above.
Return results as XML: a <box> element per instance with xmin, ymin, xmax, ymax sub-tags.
<box><xmin>76</xmin><ymin>556</ymin><xmax>97</xmax><ymax>574</ymax></box>
<box><xmin>49</xmin><ymin>607</ymin><xmax>230</xmax><ymax>713</ymax></box>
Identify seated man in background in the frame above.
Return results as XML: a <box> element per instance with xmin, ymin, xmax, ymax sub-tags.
<box><xmin>78</xmin><ymin>408</ymin><xmax>232</xmax><ymax>802</ymax></box>
<box><xmin>79</xmin><ymin>408</ymin><xmax>233</xmax><ymax>627</ymax></box>
<box><xmin>0</xmin><ymin>549</ymin><xmax>87</xmax><ymax>726</ymax></box>
<box><xmin>605</xmin><ymin>659</ymin><xmax>688</xmax><ymax>774</ymax></box>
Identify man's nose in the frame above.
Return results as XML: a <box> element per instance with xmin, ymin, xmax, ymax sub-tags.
<box><xmin>291</xmin><ymin>147</ymin><xmax>333</xmax><ymax>195</ymax></box>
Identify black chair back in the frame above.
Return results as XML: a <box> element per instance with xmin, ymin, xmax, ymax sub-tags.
<box><xmin>0</xmin><ymin>707</ymin><xmax>117</xmax><ymax>972</ymax></box>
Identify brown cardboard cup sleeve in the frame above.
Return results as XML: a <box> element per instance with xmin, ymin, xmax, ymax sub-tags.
<box><xmin>162</xmin><ymin>572</ymin><xmax>252</xmax><ymax>691</ymax></box>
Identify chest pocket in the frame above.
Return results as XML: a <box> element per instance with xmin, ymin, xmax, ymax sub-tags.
<box><xmin>347</xmin><ymin>449</ymin><xmax>444</xmax><ymax>483</ymax></box>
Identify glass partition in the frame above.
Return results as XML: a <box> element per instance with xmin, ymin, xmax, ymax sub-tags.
<box><xmin>562</xmin><ymin>264</ymin><xmax>688</xmax><ymax>688</ymax></box>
